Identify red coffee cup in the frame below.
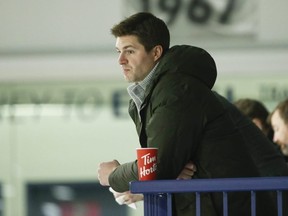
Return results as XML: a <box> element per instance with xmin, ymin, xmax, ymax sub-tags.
<box><xmin>136</xmin><ymin>147</ymin><xmax>158</xmax><ymax>181</ymax></box>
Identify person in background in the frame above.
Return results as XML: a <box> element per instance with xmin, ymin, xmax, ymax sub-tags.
<box><xmin>269</xmin><ymin>98</ymin><xmax>288</xmax><ymax>162</ymax></box>
<box><xmin>97</xmin><ymin>12</ymin><xmax>288</xmax><ymax>216</ymax></box>
<box><xmin>234</xmin><ymin>98</ymin><xmax>274</xmax><ymax>141</ymax></box>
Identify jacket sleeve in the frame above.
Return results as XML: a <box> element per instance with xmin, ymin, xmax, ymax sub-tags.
<box><xmin>145</xmin><ymin>77</ymin><xmax>208</xmax><ymax>179</ymax></box>
<box><xmin>108</xmin><ymin>160</ymin><xmax>139</xmax><ymax>192</ymax></box>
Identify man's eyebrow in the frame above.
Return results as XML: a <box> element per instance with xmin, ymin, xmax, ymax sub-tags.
<box><xmin>116</xmin><ymin>45</ymin><xmax>135</xmax><ymax>50</ymax></box>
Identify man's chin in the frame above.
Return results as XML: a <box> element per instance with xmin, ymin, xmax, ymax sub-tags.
<box><xmin>125</xmin><ymin>78</ymin><xmax>134</xmax><ymax>83</ymax></box>
<box><xmin>124</xmin><ymin>76</ymin><xmax>136</xmax><ymax>83</ymax></box>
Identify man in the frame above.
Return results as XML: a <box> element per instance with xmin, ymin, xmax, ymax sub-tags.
<box><xmin>98</xmin><ymin>12</ymin><xmax>288</xmax><ymax>215</ymax></box>
<box><xmin>234</xmin><ymin>98</ymin><xmax>274</xmax><ymax>140</ymax></box>
<box><xmin>270</xmin><ymin>98</ymin><xmax>288</xmax><ymax>162</ymax></box>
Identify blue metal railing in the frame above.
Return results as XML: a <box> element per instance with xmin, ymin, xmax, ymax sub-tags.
<box><xmin>130</xmin><ymin>176</ymin><xmax>288</xmax><ymax>216</ymax></box>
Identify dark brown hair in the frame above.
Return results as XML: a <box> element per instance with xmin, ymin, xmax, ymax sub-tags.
<box><xmin>234</xmin><ymin>98</ymin><xmax>273</xmax><ymax>138</ymax></box>
<box><xmin>111</xmin><ymin>12</ymin><xmax>170</xmax><ymax>55</ymax></box>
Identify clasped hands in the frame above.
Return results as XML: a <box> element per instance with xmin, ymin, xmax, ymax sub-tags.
<box><xmin>97</xmin><ymin>160</ymin><xmax>197</xmax><ymax>207</ymax></box>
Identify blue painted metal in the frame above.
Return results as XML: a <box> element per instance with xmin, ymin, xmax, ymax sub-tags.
<box><xmin>251</xmin><ymin>191</ymin><xmax>256</xmax><ymax>216</ymax></box>
<box><xmin>130</xmin><ymin>176</ymin><xmax>288</xmax><ymax>216</ymax></box>
<box><xmin>196</xmin><ymin>192</ymin><xmax>200</xmax><ymax>216</ymax></box>
<box><xmin>277</xmin><ymin>191</ymin><xmax>283</xmax><ymax>216</ymax></box>
<box><xmin>167</xmin><ymin>193</ymin><xmax>172</xmax><ymax>216</ymax></box>
<box><xmin>223</xmin><ymin>192</ymin><xmax>228</xmax><ymax>216</ymax></box>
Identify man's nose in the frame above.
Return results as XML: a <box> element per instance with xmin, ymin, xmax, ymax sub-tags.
<box><xmin>118</xmin><ymin>53</ymin><xmax>127</xmax><ymax>65</ymax></box>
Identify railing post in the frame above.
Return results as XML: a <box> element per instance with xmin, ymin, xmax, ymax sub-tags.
<box><xmin>223</xmin><ymin>192</ymin><xmax>228</xmax><ymax>216</ymax></box>
<box><xmin>144</xmin><ymin>193</ymin><xmax>169</xmax><ymax>216</ymax></box>
<box><xmin>277</xmin><ymin>190</ymin><xmax>283</xmax><ymax>216</ymax></box>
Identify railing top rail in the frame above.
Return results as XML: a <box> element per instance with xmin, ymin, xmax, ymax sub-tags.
<box><xmin>130</xmin><ymin>176</ymin><xmax>288</xmax><ymax>194</ymax></box>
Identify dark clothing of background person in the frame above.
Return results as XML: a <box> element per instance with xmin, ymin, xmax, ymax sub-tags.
<box><xmin>109</xmin><ymin>45</ymin><xmax>288</xmax><ymax>216</ymax></box>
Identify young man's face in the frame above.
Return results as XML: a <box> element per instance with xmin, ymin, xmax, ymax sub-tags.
<box><xmin>115</xmin><ymin>35</ymin><xmax>160</xmax><ymax>83</ymax></box>
<box><xmin>271</xmin><ymin>109</ymin><xmax>288</xmax><ymax>155</ymax></box>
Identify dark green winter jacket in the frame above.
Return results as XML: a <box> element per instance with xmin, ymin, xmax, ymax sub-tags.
<box><xmin>109</xmin><ymin>45</ymin><xmax>288</xmax><ymax>216</ymax></box>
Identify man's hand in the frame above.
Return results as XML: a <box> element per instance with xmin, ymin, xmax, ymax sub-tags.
<box><xmin>97</xmin><ymin>160</ymin><xmax>120</xmax><ymax>186</ymax></box>
<box><xmin>109</xmin><ymin>187</ymin><xmax>143</xmax><ymax>205</ymax></box>
<box><xmin>107</xmin><ymin>160</ymin><xmax>197</xmax><ymax>208</ymax></box>
<box><xmin>177</xmin><ymin>161</ymin><xmax>197</xmax><ymax>180</ymax></box>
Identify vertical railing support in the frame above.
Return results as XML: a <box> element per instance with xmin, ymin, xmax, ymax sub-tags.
<box><xmin>277</xmin><ymin>190</ymin><xmax>283</xmax><ymax>216</ymax></box>
<box><xmin>144</xmin><ymin>193</ymin><xmax>169</xmax><ymax>216</ymax></box>
<box><xmin>223</xmin><ymin>192</ymin><xmax>228</xmax><ymax>216</ymax></box>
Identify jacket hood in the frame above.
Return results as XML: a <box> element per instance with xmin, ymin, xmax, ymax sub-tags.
<box><xmin>157</xmin><ymin>45</ymin><xmax>217</xmax><ymax>89</ymax></box>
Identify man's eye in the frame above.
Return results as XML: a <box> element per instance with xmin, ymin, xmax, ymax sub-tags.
<box><xmin>127</xmin><ymin>50</ymin><xmax>134</xmax><ymax>54</ymax></box>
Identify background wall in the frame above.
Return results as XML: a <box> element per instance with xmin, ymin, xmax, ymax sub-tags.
<box><xmin>0</xmin><ymin>0</ymin><xmax>288</xmax><ymax>216</ymax></box>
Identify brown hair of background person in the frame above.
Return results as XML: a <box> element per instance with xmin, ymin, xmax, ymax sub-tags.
<box><xmin>234</xmin><ymin>98</ymin><xmax>274</xmax><ymax>141</ymax></box>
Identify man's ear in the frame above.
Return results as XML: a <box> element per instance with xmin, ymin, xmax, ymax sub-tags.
<box><xmin>153</xmin><ymin>45</ymin><xmax>163</xmax><ymax>62</ymax></box>
<box><xmin>252</xmin><ymin>118</ymin><xmax>263</xmax><ymax>131</ymax></box>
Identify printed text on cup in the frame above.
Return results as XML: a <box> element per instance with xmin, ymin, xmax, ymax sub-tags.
<box><xmin>139</xmin><ymin>153</ymin><xmax>157</xmax><ymax>178</ymax></box>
